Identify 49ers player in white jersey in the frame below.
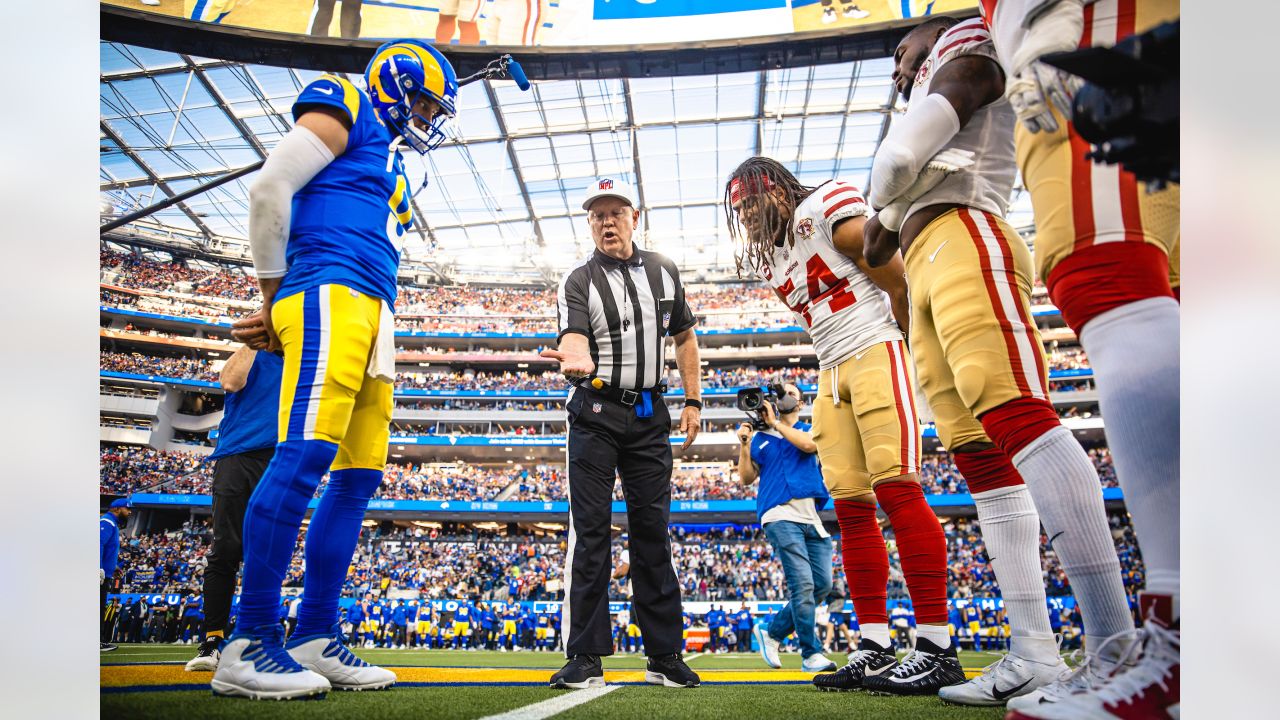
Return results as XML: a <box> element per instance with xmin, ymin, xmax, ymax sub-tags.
<box><xmin>725</xmin><ymin>157</ymin><xmax>961</xmax><ymax>695</ymax></box>
<box><xmin>980</xmin><ymin>2</ymin><xmax>1181</xmax><ymax>718</ymax></box>
<box><xmin>863</xmin><ymin>15</ymin><xmax>1138</xmax><ymax>704</ymax></box>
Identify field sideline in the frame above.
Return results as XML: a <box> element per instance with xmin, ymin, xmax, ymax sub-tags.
<box><xmin>102</xmin><ymin>646</ymin><xmax>1013</xmax><ymax>719</ymax></box>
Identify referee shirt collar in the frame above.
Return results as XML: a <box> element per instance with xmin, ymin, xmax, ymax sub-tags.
<box><xmin>592</xmin><ymin>247</ymin><xmax>644</xmax><ymax>269</ymax></box>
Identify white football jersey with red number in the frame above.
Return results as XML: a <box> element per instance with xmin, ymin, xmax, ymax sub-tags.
<box><xmin>760</xmin><ymin>180</ymin><xmax>903</xmax><ymax>369</ymax></box>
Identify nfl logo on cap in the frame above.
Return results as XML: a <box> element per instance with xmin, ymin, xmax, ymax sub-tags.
<box><xmin>599</xmin><ymin>179</ymin><xmax>613</xmax><ymax>190</ymax></box>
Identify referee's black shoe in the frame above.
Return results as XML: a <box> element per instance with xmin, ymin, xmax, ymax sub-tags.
<box><xmin>100</xmin><ymin>642</ymin><xmax>118</xmax><ymax>653</ymax></box>
<box><xmin>812</xmin><ymin>638</ymin><xmax>898</xmax><ymax>691</ymax></box>
<box><xmin>645</xmin><ymin>653</ymin><xmax>700</xmax><ymax>688</ymax></box>
<box><xmin>550</xmin><ymin>654</ymin><xmax>604</xmax><ymax>689</ymax></box>
<box><xmin>862</xmin><ymin>637</ymin><xmax>966</xmax><ymax>696</ymax></box>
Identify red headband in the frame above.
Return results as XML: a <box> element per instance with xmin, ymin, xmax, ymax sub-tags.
<box><xmin>729</xmin><ymin>175</ymin><xmax>775</xmax><ymax>206</ymax></box>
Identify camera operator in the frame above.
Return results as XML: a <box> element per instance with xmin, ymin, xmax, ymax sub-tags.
<box><xmin>735</xmin><ymin>383</ymin><xmax>837</xmax><ymax>674</ymax></box>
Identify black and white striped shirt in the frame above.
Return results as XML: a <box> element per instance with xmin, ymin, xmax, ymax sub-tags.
<box><xmin>556</xmin><ymin>247</ymin><xmax>697</xmax><ymax>391</ymax></box>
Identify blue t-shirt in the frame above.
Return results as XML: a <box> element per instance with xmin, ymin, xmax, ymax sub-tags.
<box><xmin>210</xmin><ymin>350</ymin><xmax>283</xmax><ymax>459</ymax></box>
<box><xmin>750</xmin><ymin>421</ymin><xmax>829</xmax><ymax>521</ymax></box>
<box><xmin>275</xmin><ymin>74</ymin><xmax>411</xmax><ymax>308</ymax></box>
<box><xmin>708</xmin><ymin>610</ymin><xmax>726</xmax><ymax>628</ymax></box>
<box><xmin>735</xmin><ymin>609</ymin><xmax>753</xmax><ymax>630</ymax></box>
<box><xmin>391</xmin><ymin>605</ymin><xmax>407</xmax><ymax>625</ymax></box>
<box><xmin>348</xmin><ymin>603</ymin><xmax>366</xmax><ymax>624</ymax></box>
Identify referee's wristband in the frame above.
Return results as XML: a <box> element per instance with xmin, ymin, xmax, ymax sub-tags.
<box><xmin>683</xmin><ymin>398</ymin><xmax>703</xmax><ymax>410</ymax></box>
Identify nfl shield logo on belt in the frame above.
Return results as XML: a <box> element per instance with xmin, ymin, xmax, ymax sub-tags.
<box><xmin>592</xmin><ymin>402</ymin><xmax>602</xmax><ymax>413</ymax></box>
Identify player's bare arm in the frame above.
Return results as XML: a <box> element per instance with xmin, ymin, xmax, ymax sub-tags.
<box><xmin>219</xmin><ymin>345</ymin><xmax>257</xmax><ymax>393</ymax></box>
<box><xmin>673</xmin><ymin>327</ymin><xmax>702</xmax><ymax>450</ymax></box>
<box><xmin>829</xmin><ymin>215</ymin><xmax>911</xmax><ymax>334</ymax></box>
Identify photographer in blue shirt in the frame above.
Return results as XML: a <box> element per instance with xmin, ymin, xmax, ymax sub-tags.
<box><xmin>736</xmin><ymin>383</ymin><xmax>837</xmax><ymax>673</ymax></box>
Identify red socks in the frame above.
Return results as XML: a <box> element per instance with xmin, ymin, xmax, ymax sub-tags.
<box><xmin>978</xmin><ymin>397</ymin><xmax>1062</xmax><ymax>460</ymax></box>
<box><xmin>874</xmin><ymin>482</ymin><xmax>948</xmax><ymax>625</ymax></box>
<box><xmin>952</xmin><ymin>446</ymin><xmax>1025</xmax><ymax>494</ymax></box>
<box><xmin>834</xmin><ymin>499</ymin><xmax>888</xmax><ymax>625</ymax></box>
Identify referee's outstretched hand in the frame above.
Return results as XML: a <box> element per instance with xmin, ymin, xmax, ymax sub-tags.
<box><xmin>540</xmin><ymin>348</ymin><xmax>594</xmax><ymax>380</ymax></box>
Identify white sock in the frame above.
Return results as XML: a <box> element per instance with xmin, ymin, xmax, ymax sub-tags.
<box><xmin>1080</xmin><ymin>297</ymin><xmax>1181</xmax><ymax>618</ymax></box>
<box><xmin>917</xmin><ymin>624</ymin><xmax>950</xmax><ymax>650</ymax></box>
<box><xmin>1015</xmin><ymin>426</ymin><xmax>1135</xmax><ymax>648</ymax></box>
<box><xmin>972</xmin><ymin>485</ymin><xmax>1059</xmax><ymax>664</ymax></box>
<box><xmin>860</xmin><ymin>623</ymin><xmax>891</xmax><ymax>649</ymax></box>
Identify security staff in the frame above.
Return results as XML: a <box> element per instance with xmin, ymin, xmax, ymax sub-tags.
<box><xmin>185</xmin><ymin>345</ymin><xmax>283</xmax><ymax>672</ymax></box>
<box><xmin>540</xmin><ymin>177</ymin><xmax>703</xmax><ymax>690</ymax></box>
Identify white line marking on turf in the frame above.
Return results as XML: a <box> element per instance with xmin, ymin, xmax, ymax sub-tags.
<box><xmin>478</xmin><ymin>684</ymin><xmax>619</xmax><ymax>720</ymax></box>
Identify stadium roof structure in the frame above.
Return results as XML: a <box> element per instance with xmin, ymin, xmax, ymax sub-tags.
<box><xmin>100</xmin><ymin>41</ymin><xmax>1034</xmax><ymax>284</ymax></box>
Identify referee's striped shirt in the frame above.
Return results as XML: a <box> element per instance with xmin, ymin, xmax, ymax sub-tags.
<box><xmin>556</xmin><ymin>246</ymin><xmax>697</xmax><ymax>391</ymax></box>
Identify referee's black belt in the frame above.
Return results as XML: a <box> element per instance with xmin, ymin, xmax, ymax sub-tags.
<box><xmin>578</xmin><ymin>379</ymin><xmax>668</xmax><ymax>407</ymax></box>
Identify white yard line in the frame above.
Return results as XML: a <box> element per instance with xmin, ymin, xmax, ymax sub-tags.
<box><xmin>477</xmin><ymin>684</ymin><xmax>620</xmax><ymax>720</ymax></box>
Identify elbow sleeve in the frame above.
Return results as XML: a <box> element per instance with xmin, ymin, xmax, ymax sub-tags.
<box><xmin>868</xmin><ymin>93</ymin><xmax>961</xmax><ymax>208</ymax></box>
<box><xmin>249</xmin><ymin>125</ymin><xmax>335</xmax><ymax>279</ymax></box>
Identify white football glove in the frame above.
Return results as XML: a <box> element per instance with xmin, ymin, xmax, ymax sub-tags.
<box><xmin>100</xmin><ymin>568</ymin><xmax>106</xmax><ymax>585</ymax></box>
<box><xmin>876</xmin><ymin>148</ymin><xmax>976</xmax><ymax>232</ymax></box>
<box><xmin>1007</xmin><ymin>62</ymin><xmax>1083</xmax><ymax>134</ymax></box>
<box><xmin>1007</xmin><ymin>0</ymin><xmax>1086</xmax><ymax>134</ymax></box>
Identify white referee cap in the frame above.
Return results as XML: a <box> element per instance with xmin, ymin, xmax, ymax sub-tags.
<box><xmin>582</xmin><ymin>177</ymin><xmax>637</xmax><ymax>210</ymax></box>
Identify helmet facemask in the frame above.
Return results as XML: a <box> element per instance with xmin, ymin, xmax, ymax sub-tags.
<box><xmin>387</xmin><ymin>72</ymin><xmax>454</xmax><ymax>154</ymax></box>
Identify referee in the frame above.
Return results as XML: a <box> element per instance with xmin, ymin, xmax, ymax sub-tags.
<box><xmin>540</xmin><ymin>177</ymin><xmax>704</xmax><ymax>690</ymax></box>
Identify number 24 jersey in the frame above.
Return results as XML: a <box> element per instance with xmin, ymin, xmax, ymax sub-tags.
<box><xmin>760</xmin><ymin>180</ymin><xmax>902</xmax><ymax>370</ymax></box>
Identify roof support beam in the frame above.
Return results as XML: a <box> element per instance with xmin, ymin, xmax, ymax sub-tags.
<box><xmin>484</xmin><ymin>79</ymin><xmax>545</xmax><ymax>248</ymax></box>
<box><xmin>100</xmin><ymin>120</ymin><xmax>216</xmax><ymax>238</ymax></box>
<box><xmin>621</xmin><ymin>79</ymin><xmax>649</xmax><ymax>232</ymax></box>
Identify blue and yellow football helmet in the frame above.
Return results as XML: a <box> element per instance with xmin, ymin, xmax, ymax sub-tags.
<box><xmin>365</xmin><ymin>40</ymin><xmax>459</xmax><ymax>154</ymax></box>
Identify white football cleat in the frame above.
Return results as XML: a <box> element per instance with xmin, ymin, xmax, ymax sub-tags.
<box><xmin>286</xmin><ymin>624</ymin><xmax>396</xmax><ymax>691</ymax></box>
<box><xmin>753</xmin><ymin>625</ymin><xmax>782</xmax><ymax>669</ymax></box>
<box><xmin>1006</xmin><ymin>643</ymin><xmax>1130</xmax><ymax>712</ymax></box>
<box><xmin>210</xmin><ymin>626</ymin><xmax>331</xmax><ymax>700</ymax></box>
<box><xmin>802</xmin><ymin>653</ymin><xmax>838</xmax><ymax>673</ymax></box>
<box><xmin>1006</xmin><ymin>623</ymin><xmax>1179</xmax><ymax>720</ymax></box>
<box><xmin>938</xmin><ymin>652</ymin><xmax>1067</xmax><ymax>706</ymax></box>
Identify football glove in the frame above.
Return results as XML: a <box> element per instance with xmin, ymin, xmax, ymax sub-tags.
<box><xmin>1007</xmin><ymin>0</ymin><xmax>1086</xmax><ymax>133</ymax></box>
<box><xmin>876</xmin><ymin>148</ymin><xmax>976</xmax><ymax>232</ymax></box>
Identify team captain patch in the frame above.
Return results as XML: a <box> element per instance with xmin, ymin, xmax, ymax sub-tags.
<box><xmin>796</xmin><ymin>217</ymin><xmax>815</xmax><ymax>239</ymax></box>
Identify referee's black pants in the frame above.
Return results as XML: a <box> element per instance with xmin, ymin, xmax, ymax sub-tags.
<box><xmin>201</xmin><ymin>446</ymin><xmax>274</xmax><ymax>638</ymax></box>
<box><xmin>563</xmin><ymin>388</ymin><xmax>682</xmax><ymax>657</ymax></box>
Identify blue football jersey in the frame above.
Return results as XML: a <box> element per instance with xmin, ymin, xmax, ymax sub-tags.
<box><xmin>276</xmin><ymin>74</ymin><xmax>412</xmax><ymax>309</ymax></box>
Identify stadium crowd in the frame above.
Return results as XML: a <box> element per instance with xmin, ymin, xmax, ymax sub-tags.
<box><xmin>101</xmin><ymin>448</ymin><xmax>1117</xmax><ymax>499</ymax></box>
<box><xmin>100</xmin><ymin>351</ymin><xmax>219</xmax><ymax>382</ymax></box>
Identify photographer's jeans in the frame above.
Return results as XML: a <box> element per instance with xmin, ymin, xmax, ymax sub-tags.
<box><xmin>763</xmin><ymin>520</ymin><xmax>833</xmax><ymax>658</ymax></box>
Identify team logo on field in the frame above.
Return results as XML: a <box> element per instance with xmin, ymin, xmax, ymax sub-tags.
<box><xmin>915</xmin><ymin>58</ymin><xmax>933</xmax><ymax>88</ymax></box>
<box><xmin>592</xmin><ymin>403</ymin><xmax>602</xmax><ymax>413</ymax></box>
<box><xmin>599</xmin><ymin>179</ymin><xmax>614</xmax><ymax>190</ymax></box>
<box><xmin>795</xmin><ymin>218</ymin><xmax>814</xmax><ymax>239</ymax></box>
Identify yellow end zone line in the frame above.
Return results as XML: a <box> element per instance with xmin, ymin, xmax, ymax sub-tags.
<box><xmin>102</xmin><ymin>665</ymin><xmax>983</xmax><ymax>688</ymax></box>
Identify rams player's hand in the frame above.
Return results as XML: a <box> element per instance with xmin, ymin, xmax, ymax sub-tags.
<box><xmin>232</xmin><ymin>307</ymin><xmax>281</xmax><ymax>352</ymax></box>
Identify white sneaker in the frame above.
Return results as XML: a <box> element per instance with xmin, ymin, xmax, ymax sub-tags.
<box><xmin>753</xmin><ymin>625</ymin><xmax>781</xmax><ymax>669</ymax></box>
<box><xmin>843</xmin><ymin>4</ymin><xmax>870</xmax><ymax>19</ymax></box>
<box><xmin>286</xmin><ymin>625</ymin><xmax>396</xmax><ymax>691</ymax></box>
<box><xmin>1006</xmin><ymin>624</ymin><xmax>1179</xmax><ymax>720</ymax></box>
<box><xmin>1006</xmin><ymin>646</ymin><xmax>1126</xmax><ymax>712</ymax></box>
<box><xmin>139</xmin><ymin>0</ymin><xmax>161</xmax><ymax>6</ymax></box>
<box><xmin>802</xmin><ymin>653</ymin><xmax>838</xmax><ymax>673</ymax></box>
<box><xmin>210</xmin><ymin>627</ymin><xmax>331</xmax><ymax>700</ymax></box>
<box><xmin>184</xmin><ymin>637</ymin><xmax>223</xmax><ymax>672</ymax></box>
<box><xmin>939</xmin><ymin>652</ymin><xmax>1068</xmax><ymax>706</ymax></box>
<box><xmin>821</xmin><ymin>7</ymin><xmax>837</xmax><ymax>24</ymax></box>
